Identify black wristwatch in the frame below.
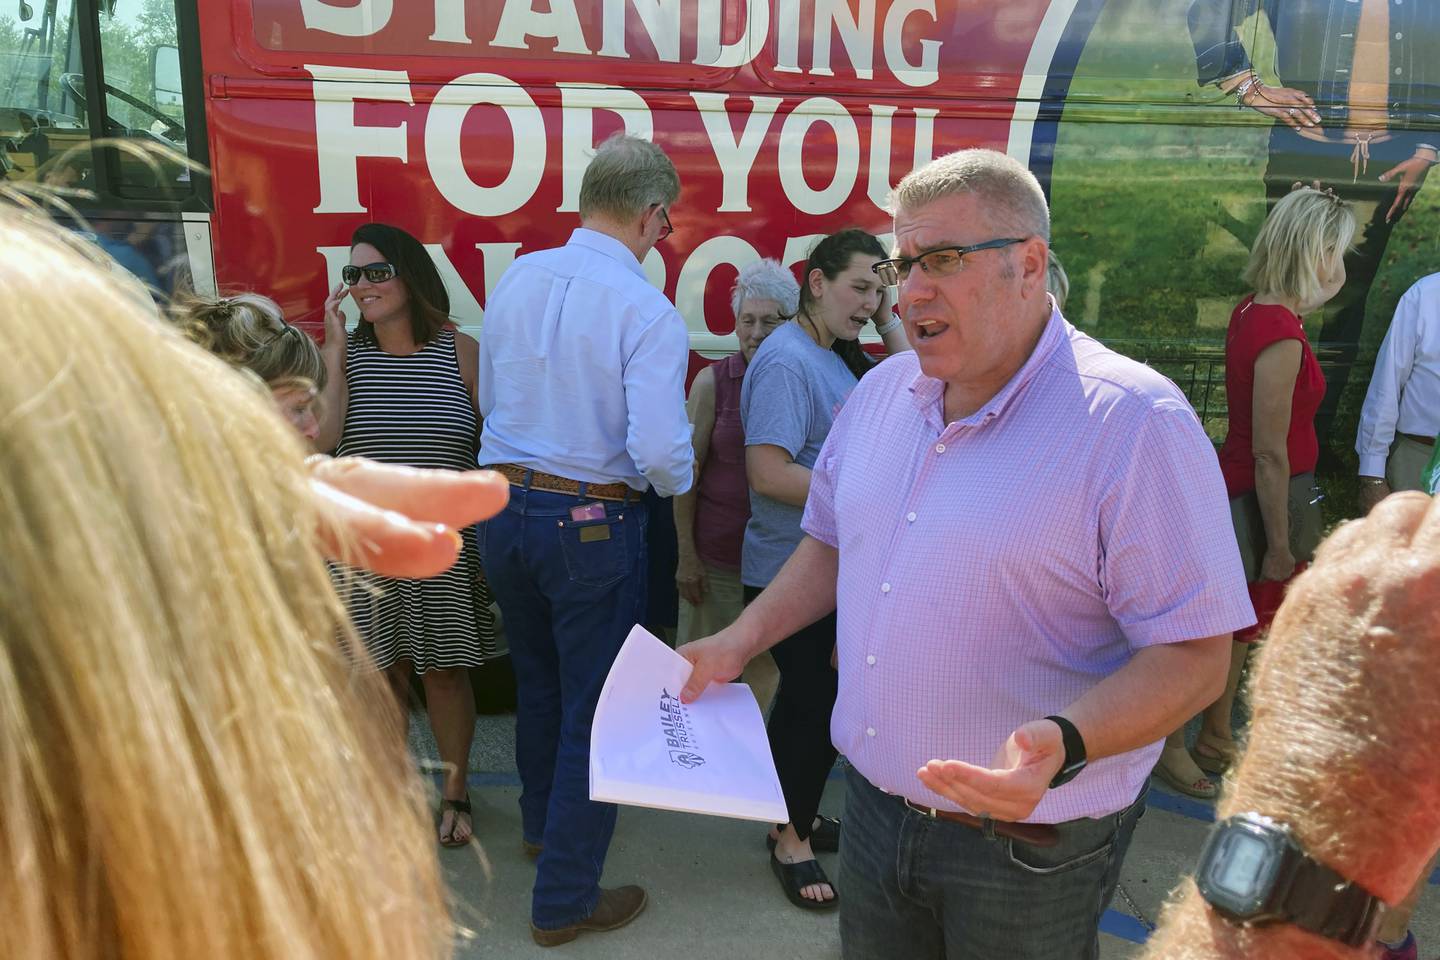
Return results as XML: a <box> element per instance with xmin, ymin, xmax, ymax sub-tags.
<box><xmin>1045</xmin><ymin>715</ymin><xmax>1087</xmax><ymax>788</ymax></box>
<box><xmin>1195</xmin><ymin>812</ymin><xmax>1387</xmax><ymax>947</ymax></box>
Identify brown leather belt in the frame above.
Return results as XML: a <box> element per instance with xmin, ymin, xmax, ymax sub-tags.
<box><xmin>493</xmin><ymin>463</ymin><xmax>638</xmax><ymax>502</ymax></box>
<box><xmin>1399</xmin><ymin>433</ymin><xmax>1435</xmax><ymax>447</ymax></box>
<box><xmin>902</xmin><ymin>798</ymin><xmax>1059</xmax><ymax>848</ymax></box>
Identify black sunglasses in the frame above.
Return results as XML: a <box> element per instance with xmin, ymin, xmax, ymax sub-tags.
<box><xmin>342</xmin><ymin>261</ymin><xmax>397</xmax><ymax>286</ymax></box>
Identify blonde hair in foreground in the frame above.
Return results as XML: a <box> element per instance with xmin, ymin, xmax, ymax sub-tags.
<box><xmin>1244</xmin><ymin>186</ymin><xmax>1356</xmax><ymax>307</ymax></box>
<box><xmin>0</xmin><ymin>206</ymin><xmax>453</xmax><ymax>960</ymax></box>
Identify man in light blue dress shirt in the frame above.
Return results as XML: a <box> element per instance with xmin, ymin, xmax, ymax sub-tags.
<box><xmin>477</xmin><ymin>133</ymin><xmax>694</xmax><ymax>946</ymax></box>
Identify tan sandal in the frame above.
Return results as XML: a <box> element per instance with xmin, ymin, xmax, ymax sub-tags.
<box><xmin>1153</xmin><ymin>747</ymin><xmax>1218</xmax><ymax>799</ymax></box>
<box><xmin>1193</xmin><ymin>731</ymin><xmax>1241</xmax><ymax>775</ymax></box>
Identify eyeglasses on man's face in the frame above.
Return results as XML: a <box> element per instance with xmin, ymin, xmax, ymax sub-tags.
<box><xmin>342</xmin><ymin>261</ymin><xmax>397</xmax><ymax>286</ymax></box>
<box><xmin>872</xmin><ymin>237</ymin><xmax>1028</xmax><ymax>287</ymax></box>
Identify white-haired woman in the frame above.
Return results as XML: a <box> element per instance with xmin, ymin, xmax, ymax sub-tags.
<box><xmin>1154</xmin><ymin>185</ymin><xmax>1355</xmax><ymax>799</ymax></box>
<box><xmin>674</xmin><ymin>260</ymin><xmax>797</xmax><ymax>706</ymax></box>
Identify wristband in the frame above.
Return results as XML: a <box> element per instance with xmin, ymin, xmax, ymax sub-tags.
<box><xmin>875</xmin><ymin>315</ymin><xmax>903</xmax><ymax>336</ymax></box>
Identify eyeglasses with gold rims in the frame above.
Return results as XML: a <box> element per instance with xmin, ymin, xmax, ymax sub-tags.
<box><xmin>872</xmin><ymin>237</ymin><xmax>1028</xmax><ymax>287</ymax></box>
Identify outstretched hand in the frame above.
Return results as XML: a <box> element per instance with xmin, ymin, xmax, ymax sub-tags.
<box><xmin>309</xmin><ymin>456</ymin><xmax>509</xmax><ymax>579</ymax></box>
<box><xmin>916</xmin><ymin>719</ymin><xmax>1067</xmax><ymax>822</ymax></box>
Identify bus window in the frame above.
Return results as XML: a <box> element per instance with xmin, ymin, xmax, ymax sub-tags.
<box><xmin>0</xmin><ymin>0</ymin><xmax>89</xmax><ymax>185</ymax></box>
<box><xmin>96</xmin><ymin>0</ymin><xmax>189</xmax><ymax>195</ymax></box>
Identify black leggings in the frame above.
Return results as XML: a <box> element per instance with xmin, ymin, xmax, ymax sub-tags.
<box><xmin>744</xmin><ymin>585</ymin><xmax>838</xmax><ymax>843</ymax></box>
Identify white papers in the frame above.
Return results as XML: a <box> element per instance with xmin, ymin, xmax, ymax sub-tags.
<box><xmin>589</xmin><ymin>625</ymin><xmax>788</xmax><ymax>823</ymax></box>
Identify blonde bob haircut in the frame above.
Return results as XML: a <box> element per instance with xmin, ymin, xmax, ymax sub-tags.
<box><xmin>174</xmin><ymin>292</ymin><xmax>328</xmax><ymax>392</ymax></box>
<box><xmin>0</xmin><ymin>205</ymin><xmax>453</xmax><ymax>960</ymax></box>
<box><xmin>1244</xmin><ymin>187</ymin><xmax>1356</xmax><ymax>307</ymax></box>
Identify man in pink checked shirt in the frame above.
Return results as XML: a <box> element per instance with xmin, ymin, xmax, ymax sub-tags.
<box><xmin>679</xmin><ymin>149</ymin><xmax>1255</xmax><ymax>959</ymax></box>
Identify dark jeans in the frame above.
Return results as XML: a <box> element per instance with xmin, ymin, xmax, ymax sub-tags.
<box><xmin>743</xmin><ymin>584</ymin><xmax>838</xmax><ymax>842</ymax></box>
<box><xmin>479</xmin><ymin>486</ymin><xmax>648</xmax><ymax>929</ymax></box>
<box><xmin>839</xmin><ymin>768</ymin><xmax>1145</xmax><ymax>960</ymax></box>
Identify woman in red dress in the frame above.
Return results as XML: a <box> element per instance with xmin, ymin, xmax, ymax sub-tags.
<box><xmin>1155</xmin><ymin>185</ymin><xmax>1355</xmax><ymax>797</ymax></box>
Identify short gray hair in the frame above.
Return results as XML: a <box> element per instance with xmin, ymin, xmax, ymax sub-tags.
<box><xmin>731</xmin><ymin>258</ymin><xmax>800</xmax><ymax>318</ymax></box>
<box><xmin>892</xmin><ymin>149</ymin><xmax>1050</xmax><ymax>241</ymax></box>
<box><xmin>578</xmin><ymin>133</ymin><xmax>681</xmax><ymax>222</ymax></box>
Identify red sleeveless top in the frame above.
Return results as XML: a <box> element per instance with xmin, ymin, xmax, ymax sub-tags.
<box><xmin>694</xmin><ymin>352</ymin><xmax>750</xmax><ymax>571</ymax></box>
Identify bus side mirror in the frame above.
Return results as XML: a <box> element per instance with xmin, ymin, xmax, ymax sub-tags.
<box><xmin>152</xmin><ymin>45</ymin><xmax>183</xmax><ymax>107</ymax></box>
<box><xmin>19</xmin><ymin>1</ymin><xmax>33</xmax><ymax>21</ymax></box>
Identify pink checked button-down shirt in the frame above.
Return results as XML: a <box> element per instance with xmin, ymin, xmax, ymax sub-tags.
<box><xmin>802</xmin><ymin>307</ymin><xmax>1255</xmax><ymax>824</ymax></box>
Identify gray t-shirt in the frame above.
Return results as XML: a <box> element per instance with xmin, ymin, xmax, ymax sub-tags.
<box><xmin>740</xmin><ymin>321</ymin><xmax>858</xmax><ymax>587</ymax></box>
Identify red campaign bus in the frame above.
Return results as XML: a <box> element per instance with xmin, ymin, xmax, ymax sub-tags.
<box><xmin>4</xmin><ymin>0</ymin><xmax>1438</xmax><ymax>515</ymax></box>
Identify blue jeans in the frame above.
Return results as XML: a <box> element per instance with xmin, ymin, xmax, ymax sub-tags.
<box><xmin>478</xmin><ymin>486</ymin><xmax>648</xmax><ymax>929</ymax></box>
<box><xmin>840</xmin><ymin>768</ymin><xmax>1144</xmax><ymax>960</ymax></box>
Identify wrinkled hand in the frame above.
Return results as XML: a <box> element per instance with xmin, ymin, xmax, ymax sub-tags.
<box><xmin>675</xmin><ymin>549</ymin><xmax>708</xmax><ymax>605</ymax></box>
<box><xmin>1379</xmin><ymin>155</ymin><xmax>1433</xmax><ymax>223</ymax></box>
<box><xmin>1358</xmin><ymin>479</ymin><xmax>1392</xmax><ymax>515</ymax></box>
<box><xmin>678</xmin><ymin>625</ymin><xmax>754</xmax><ymax>703</ymax></box>
<box><xmin>1258</xmin><ymin>544</ymin><xmax>1297</xmax><ymax>583</ymax></box>
<box><xmin>1245</xmin><ymin>84</ymin><xmax>1321</xmax><ymax>131</ymax></box>
<box><xmin>322</xmin><ymin>282</ymin><xmax>348</xmax><ymax>351</ymax></box>
<box><xmin>310</xmin><ymin>456</ymin><xmax>509</xmax><ymax>579</ymax></box>
<box><xmin>916</xmin><ymin>719</ymin><xmax>1066</xmax><ymax>822</ymax></box>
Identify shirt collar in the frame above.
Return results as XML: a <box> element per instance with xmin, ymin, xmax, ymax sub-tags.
<box><xmin>908</xmin><ymin>299</ymin><xmax>1067</xmax><ymax>429</ymax></box>
<box><xmin>568</xmin><ymin>227</ymin><xmax>646</xmax><ymax>279</ymax></box>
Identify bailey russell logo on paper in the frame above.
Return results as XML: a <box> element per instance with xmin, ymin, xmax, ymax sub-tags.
<box><xmin>659</xmin><ymin>689</ymin><xmax>706</xmax><ymax>769</ymax></box>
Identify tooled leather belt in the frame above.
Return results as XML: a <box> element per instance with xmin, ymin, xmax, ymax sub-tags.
<box><xmin>492</xmin><ymin>463</ymin><xmax>638</xmax><ymax>502</ymax></box>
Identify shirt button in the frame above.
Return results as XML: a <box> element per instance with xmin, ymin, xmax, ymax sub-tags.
<box><xmin>866</xmin><ymin>727</ymin><xmax>877</xmax><ymax>737</ymax></box>
<box><xmin>866</xmin><ymin>655</ymin><xmax>876</xmax><ymax>665</ymax></box>
<box><xmin>1395</xmin><ymin>67</ymin><xmax>1403</xmax><ymax>75</ymax></box>
<box><xmin>1395</xmin><ymin>32</ymin><xmax>1404</xmax><ymax>39</ymax></box>
<box><xmin>881</xmin><ymin>582</ymin><xmax>891</xmax><ymax>593</ymax></box>
<box><xmin>935</xmin><ymin>443</ymin><xmax>946</xmax><ymax>453</ymax></box>
<box><xmin>906</xmin><ymin>511</ymin><xmax>917</xmax><ymax>522</ymax></box>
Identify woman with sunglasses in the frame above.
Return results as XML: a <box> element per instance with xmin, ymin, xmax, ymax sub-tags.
<box><xmin>174</xmin><ymin>292</ymin><xmax>326</xmax><ymax>443</ymax></box>
<box><xmin>318</xmin><ymin>222</ymin><xmax>497</xmax><ymax>848</ymax></box>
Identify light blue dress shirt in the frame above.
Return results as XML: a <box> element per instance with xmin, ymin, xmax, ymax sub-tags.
<box><xmin>477</xmin><ymin>228</ymin><xmax>694</xmax><ymax>497</ymax></box>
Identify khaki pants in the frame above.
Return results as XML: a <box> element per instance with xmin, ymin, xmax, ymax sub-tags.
<box><xmin>676</xmin><ymin>563</ymin><xmax>779</xmax><ymax>713</ymax></box>
<box><xmin>1386</xmin><ymin>435</ymin><xmax>1433</xmax><ymax>493</ymax></box>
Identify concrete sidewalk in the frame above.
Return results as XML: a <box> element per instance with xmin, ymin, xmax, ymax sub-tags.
<box><xmin>419</xmin><ymin>715</ymin><xmax>1440</xmax><ymax>958</ymax></box>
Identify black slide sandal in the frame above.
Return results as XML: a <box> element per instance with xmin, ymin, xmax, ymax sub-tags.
<box><xmin>770</xmin><ymin>854</ymin><xmax>839</xmax><ymax>911</ymax></box>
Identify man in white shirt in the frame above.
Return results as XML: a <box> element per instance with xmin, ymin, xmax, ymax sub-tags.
<box><xmin>477</xmin><ymin>133</ymin><xmax>693</xmax><ymax>946</ymax></box>
<box><xmin>1356</xmin><ymin>272</ymin><xmax>1440</xmax><ymax>513</ymax></box>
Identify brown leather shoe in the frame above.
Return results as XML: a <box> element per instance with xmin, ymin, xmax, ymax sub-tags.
<box><xmin>530</xmin><ymin>885</ymin><xmax>648</xmax><ymax>947</ymax></box>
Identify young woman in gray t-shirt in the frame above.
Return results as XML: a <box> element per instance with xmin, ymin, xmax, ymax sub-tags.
<box><xmin>738</xmin><ymin>228</ymin><xmax>907</xmax><ymax>910</ymax></box>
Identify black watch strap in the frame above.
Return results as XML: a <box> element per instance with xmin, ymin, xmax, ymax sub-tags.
<box><xmin>1282</xmin><ymin>852</ymin><xmax>1388</xmax><ymax>946</ymax></box>
<box><xmin>1045</xmin><ymin>715</ymin><xmax>1086</xmax><ymax>789</ymax></box>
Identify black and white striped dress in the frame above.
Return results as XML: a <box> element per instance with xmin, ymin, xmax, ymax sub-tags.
<box><xmin>336</xmin><ymin>328</ymin><xmax>497</xmax><ymax>670</ymax></box>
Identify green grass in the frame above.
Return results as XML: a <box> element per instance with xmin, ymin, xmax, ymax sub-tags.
<box><xmin>1047</xmin><ymin>0</ymin><xmax>1440</xmax><ymax>521</ymax></box>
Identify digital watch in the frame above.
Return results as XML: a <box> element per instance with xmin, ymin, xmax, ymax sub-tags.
<box><xmin>1195</xmin><ymin>812</ymin><xmax>1387</xmax><ymax>947</ymax></box>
